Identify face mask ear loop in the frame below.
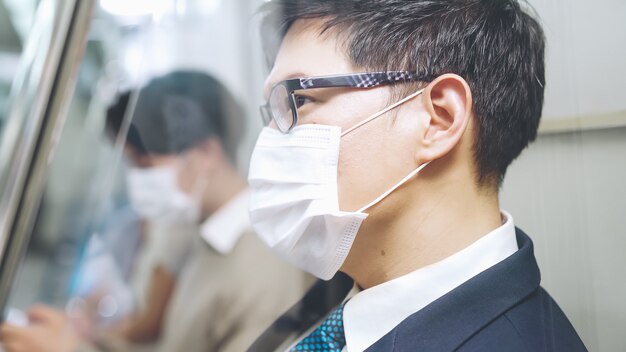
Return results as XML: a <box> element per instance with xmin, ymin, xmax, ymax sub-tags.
<box><xmin>341</xmin><ymin>88</ymin><xmax>426</xmax><ymax>137</ymax></box>
<box><xmin>357</xmin><ymin>161</ymin><xmax>431</xmax><ymax>214</ymax></box>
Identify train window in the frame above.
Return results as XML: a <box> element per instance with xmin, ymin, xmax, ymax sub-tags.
<box><xmin>0</xmin><ymin>0</ymin><xmax>36</xmax><ymax>124</ymax></box>
<box><xmin>0</xmin><ymin>0</ymin><xmax>59</xmax><ymax>220</ymax></box>
<box><xmin>1</xmin><ymin>1</ymin><xmax>314</xmax><ymax>351</ymax></box>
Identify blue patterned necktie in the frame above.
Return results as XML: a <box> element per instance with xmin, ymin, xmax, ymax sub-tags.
<box><xmin>290</xmin><ymin>303</ymin><xmax>346</xmax><ymax>352</ymax></box>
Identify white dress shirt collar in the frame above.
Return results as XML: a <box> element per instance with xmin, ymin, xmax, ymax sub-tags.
<box><xmin>199</xmin><ymin>189</ymin><xmax>251</xmax><ymax>254</ymax></box>
<box><xmin>342</xmin><ymin>211</ymin><xmax>518</xmax><ymax>352</ymax></box>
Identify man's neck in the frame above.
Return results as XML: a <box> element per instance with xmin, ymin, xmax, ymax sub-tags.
<box><xmin>200</xmin><ymin>165</ymin><xmax>247</xmax><ymax>221</ymax></box>
<box><xmin>342</xmin><ymin>182</ymin><xmax>502</xmax><ymax>290</ymax></box>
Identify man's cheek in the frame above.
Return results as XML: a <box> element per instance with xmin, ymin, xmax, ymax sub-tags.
<box><xmin>337</xmin><ymin>142</ymin><xmax>374</xmax><ymax>211</ymax></box>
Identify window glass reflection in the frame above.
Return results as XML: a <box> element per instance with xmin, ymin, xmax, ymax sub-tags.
<box><xmin>2</xmin><ymin>1</ymin><xmax>314</xmax><ymax>351</ymax></box>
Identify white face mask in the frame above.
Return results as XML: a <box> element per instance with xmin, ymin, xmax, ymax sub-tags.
<box><xmin>248</xmin><ymin>88</ymin><xmax>428</xmax><ymax>280</ymax></box>
<box><xmin>126</xmin><ymin>166</ymin><xmax>201</xmax><ymax>224</ymax></box>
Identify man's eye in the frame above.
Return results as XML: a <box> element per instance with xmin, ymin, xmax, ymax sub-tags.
<box><xmin>294</xmin><ymin>95</ymin><xmax>315</xmax><ymax>108</ymax></box>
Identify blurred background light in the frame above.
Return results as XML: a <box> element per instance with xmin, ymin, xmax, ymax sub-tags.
<box><xmin>99</xmin><ymin>0</ymin><xmax>170</xmax><ymax>19</ymax></box>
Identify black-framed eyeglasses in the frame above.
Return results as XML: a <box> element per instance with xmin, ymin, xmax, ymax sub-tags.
<box><xmin>260</xmin><ymin>71</ymin><xmax>431</xmax><ymax>133</ymax></box>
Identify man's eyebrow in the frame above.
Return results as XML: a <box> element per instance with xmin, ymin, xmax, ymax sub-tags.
<box><xmin>268</xmin><ymin>72</ymin><xmax>309</xmax><ymax>88</ymax></box>
<box><xmin>285</xmin><ymin>72</ymin><xmax>309</xmax><ymax>80</ymax></box>
<box><xmin>265</xmin><ymin>71</ymin><xmax>310</xmax><ymax>100</ymax></box>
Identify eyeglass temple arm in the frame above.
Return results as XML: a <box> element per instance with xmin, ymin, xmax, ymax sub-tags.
<box><xmin>298</xmin><ymin>71</ymin><xmax>426</xmax><ymax>90</ymax></box>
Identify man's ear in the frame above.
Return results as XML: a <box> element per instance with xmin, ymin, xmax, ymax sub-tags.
<box><xmin>416</xmin><ymin>73</ymin><xmax>473</xmax><ymax>163</ymax></box>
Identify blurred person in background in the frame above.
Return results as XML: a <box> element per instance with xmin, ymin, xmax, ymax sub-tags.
<box><xmin>0</xmin><ymin>70</ymin><xmax>310</xmax><ymax>352</ymax></box>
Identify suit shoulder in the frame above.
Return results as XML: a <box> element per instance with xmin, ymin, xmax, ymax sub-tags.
<box><xmin>502</xmin><ymin>287</ymin><xmax>587</xmax><ymax>352</ymax></box>
<box><xmin>458</xmin><ymin>287</ymin><xmax>587</xmax><ymax>352</ymax></box>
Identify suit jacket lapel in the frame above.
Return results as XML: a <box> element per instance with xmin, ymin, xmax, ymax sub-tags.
<box><xmin>366</xmin><ymin>229</ymin><xmax>540</xmax><ymax>352</ymax></box>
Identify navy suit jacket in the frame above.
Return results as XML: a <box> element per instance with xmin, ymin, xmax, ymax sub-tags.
<box><xmin>365</xmin><ymin>229</ymin><xmax>587</xmax><ymax>351</ymax></box>
<box><xmin>250</xmin><ymin>229</ymin><xmax>587</xmax><ymax>352</ymax></box>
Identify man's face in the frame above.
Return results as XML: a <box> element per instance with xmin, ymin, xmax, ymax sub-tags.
<box><xmin>264</xmin><ymin>20</ymin><xmax>430</xmax><ymax>213</ymax></box>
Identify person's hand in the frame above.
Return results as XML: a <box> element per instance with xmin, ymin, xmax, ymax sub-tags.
<box><xmin>0</xmin><ymin>305</ymin><xmax>82</xmax><ymax>352</ymax></box>
<box><xmin>107</xmin><ymin>316</ymin><xmax>134</xmax><ymax>339</ymax></box>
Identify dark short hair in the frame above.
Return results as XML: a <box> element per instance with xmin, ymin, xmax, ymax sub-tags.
<box><xmin>106</xmin><ymin>70</ymin><xmax>244</xmax><ymax>162</ymax></box>
<box><xmin>260</xmin><ymin>0</ymin><xmax>546</xmax><ymax>187</ymax></box>
<box><xmin>105</xmin><ymin>91</ymin><xmax>147</xmax><ymax>154</ymax></box>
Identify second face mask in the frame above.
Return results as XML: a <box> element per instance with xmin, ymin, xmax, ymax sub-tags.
<box><xmin>126</xmin><ymin>166</ymin><xmax>201</xmax><ymax>225</ymax></box>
